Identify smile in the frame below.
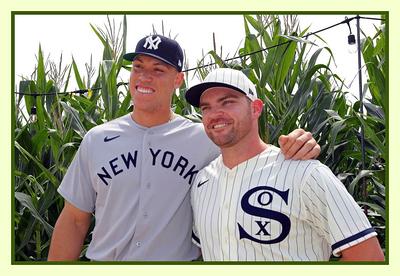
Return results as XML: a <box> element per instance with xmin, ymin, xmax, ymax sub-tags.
<box><xmin>136</xmin><ymin>86</ymin><xmax>155</xmax><ymax>94</ymax></box>
<box><xmin>213</xmin><ymin>123</ymin><xmax>229</xmax><ymax>129</ymax></box>
<box><xmin>209</xmin><ymin>121</ymin><xmax>232</xmax><ymax>130</ymax></box>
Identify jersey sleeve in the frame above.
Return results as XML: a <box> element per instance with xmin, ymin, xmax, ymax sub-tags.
<box><xmin>57</xmin><ymin>132</ymin><xmax>96</xmax><ymax>213</ymax></box>
<box><xmin>301</xmin><ymin>164</ymin><xmax>377</xmax><ymax>257</ymax></box>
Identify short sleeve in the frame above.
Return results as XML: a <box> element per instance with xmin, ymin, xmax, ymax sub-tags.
<box><xmin>301</xmin><ymin>165</ymin><xmax>376</xmax><ymax>257</ymax></box>
<box><xmin>57</xmin><ymin>132</ymin><xmax>96</xmax><ymax>213</ymax></box>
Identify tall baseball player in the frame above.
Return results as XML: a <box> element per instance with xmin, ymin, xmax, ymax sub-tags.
<box><xmin>48</xmin><ymin>35</ymin><xmax>321</xmax><ymax>261</ymax></box>
<box><xmin>186</xmin><ymin>68</ymin><xmax>384</xmax><ymax>261</ymax></box>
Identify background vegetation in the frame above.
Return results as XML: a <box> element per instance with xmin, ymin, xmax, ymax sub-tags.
<box><xmin>13</xmin><ymin>14</ymin><xmax>387</xmax><ymax>261</ymax></box>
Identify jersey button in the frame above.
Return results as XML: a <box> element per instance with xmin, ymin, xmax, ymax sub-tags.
<box><xmin>146</xmin><ymin>183</ymin><xmax>151</xmax><ymax>189</ymax></box>
<box><xmin>136</xmin><ymin>241</ymin><xmax>141</xmax><ymax>247</ymax></box>
<box><xmin>143</xmin><ymin>212</ymin><xmax>148</xmax><ymax>218</ymax></box>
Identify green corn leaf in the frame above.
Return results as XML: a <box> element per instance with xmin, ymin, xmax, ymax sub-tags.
<box><xmin>72</xmin><ymin>57</ymin><xmax>85</xmax><ymax>90</ymax></box>
<box><xmin>15</xmin><ymin>141</ymin><xmax>59</xmax><ymax>187</ymax></box>
<box><xmin>60</xmin><ymin>101</ymin><xmax>87</xmax><ymax>138</ymax></box>
<box><xmin>15</xmin><ymin>192</ymin><xmax>54</xmax><ymax>236</ymax></box>
<box><xmin>348</xmin><ymin>170</ymin><xmax>374</xmax><ymax>196</ymax></box>
<box><xmin>276</xmin><ymin>40</ymin><xmax>296</xmax><ymax>90</ymax></box>
<box><xmin>36</xmin><ymin>44</ymin><xmax>46</xmax><ymax>92</ymax></box>
<box><xmin>357</xmin><ymin>201</ymin><xmax>386</xmax><ymax>220</ymax></box>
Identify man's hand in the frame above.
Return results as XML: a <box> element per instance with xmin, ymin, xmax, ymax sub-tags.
<box><xmin>278</xmin><ymin>128</ymin><xmax>320</xmax><ymax>160</ymax></box>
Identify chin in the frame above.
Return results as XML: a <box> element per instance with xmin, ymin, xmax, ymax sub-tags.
<box><xmin>209</xmin><ymin>135</ymin><xmax>235</xmax><ymax>148</ymax></box>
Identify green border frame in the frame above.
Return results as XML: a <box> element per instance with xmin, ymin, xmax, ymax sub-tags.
<box><xmin>11</xmin><ymin>10</ymin><xmax>389</xmax><ymax>265</ymax></box>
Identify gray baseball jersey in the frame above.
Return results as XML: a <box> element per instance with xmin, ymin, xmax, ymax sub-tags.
<box><xmin>58</xmin><ymin>113</ymin><xmax>219</xmax><ymax>261</ymax></box>
<box><xmin>191</xmin><ymin>146</ymin><xmax>376</xmax><ymax>261</ymax></box>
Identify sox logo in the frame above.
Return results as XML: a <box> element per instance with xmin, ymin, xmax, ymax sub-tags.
<box><xmin>143</xmin><ymin>35</ymin><xmax>162</xmax><ymax>50</ymax></box>
<box><xmin>238</xmin><ymin>186</ymin><xmax>291</xmax><ymax>244</ymax></box>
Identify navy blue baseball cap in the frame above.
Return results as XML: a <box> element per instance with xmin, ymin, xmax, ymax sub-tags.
<box><xmin>123</xmin><ymin>34</ymin><xmax>184</xmax><ymax>72</ymax></box>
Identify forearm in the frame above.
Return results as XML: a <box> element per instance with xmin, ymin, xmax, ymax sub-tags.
<box><xmin>339</xmin><ymin>237</ymin><xmax>384</xmax><ymax>261</ymax></box>
<box><xmin>48</xmin><ymin>209</ymin><xmax>91</xmax><ymax>261</ymax></box>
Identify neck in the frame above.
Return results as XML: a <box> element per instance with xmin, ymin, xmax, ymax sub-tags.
<box><xmin>131</xmin><ymin>108</ymin><xmax>175</xmax><ymax>128</ymax></box>
<box><xmin>221</xmin><ymin>136</ymin><xmax>268</xmax><ymax>169</ymax></box>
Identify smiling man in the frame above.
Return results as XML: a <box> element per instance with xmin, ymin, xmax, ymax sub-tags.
<box><xmin>186</xmin><ymin>68</ymin><xmax>384</xmax><ymax>261</ymax></box>
<box><xmin>48</xmin><ymin>35</ymin><xmax>322</xmax><ymax>261</ymax></box>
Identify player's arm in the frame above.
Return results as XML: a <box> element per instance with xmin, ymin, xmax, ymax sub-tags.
<box><xmin>339</xmin><ymin>236</ymin><xmax>384</xmax><ymax>261</ymax></box>
<box><xmin>278</xmin><ymin>128</ymin><xmax>320</xmax><ymax>160</ymax></box>
<box><xmin>48</xmin><ymin>201</ymin><xmax>92</xmax><ymax>261</ymax></box>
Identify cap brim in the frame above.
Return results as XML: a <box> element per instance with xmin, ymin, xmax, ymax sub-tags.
<box><xmin>185</xmin><ymin>82</ymin><xmax>247</xmax><ymax>108</ymax></box>
<box><xmin>123</xmin><ymin>52</ymin><xmax>180</xmax><ymax>71</ymax></box>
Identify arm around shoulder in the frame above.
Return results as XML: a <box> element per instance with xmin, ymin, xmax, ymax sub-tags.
<box><xmin>48</xmin><ymin>201</ymin><xmax>92</xmax><ymax>261</ymax></box>
<box><xmin>340</xmin><ymin>236</ymin><xmax>384</xmax><ymax>261</ymax></box>
<box><xmin>278</xmin><ymin>128</ymin><xmax>320</xmax><ymax>160</ymax></box>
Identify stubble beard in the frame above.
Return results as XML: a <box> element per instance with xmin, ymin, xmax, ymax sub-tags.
<box><xmin>208</xmin><ymin>109</ymin><xmax>253</xmax><ymax>149</ymax></box>
<box><xmin>208</xmin><ymin>130</ymin><xmax>236</xmax><ymax>148</ymax></box>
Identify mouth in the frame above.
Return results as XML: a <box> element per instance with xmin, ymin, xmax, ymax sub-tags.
<box><xmin>208</xmin><ymin>120</ymin><xmax>232</xmax><ymax>130</ymax></box>
<box><xmin>212</xmin><ymin>123</ymin><xmax>229</xmax><ymax>129</ymax></box>
<box><xmin>136</xmin><ymin>86</ymin><xmax>155</xmax><ymax>94</ymax></box>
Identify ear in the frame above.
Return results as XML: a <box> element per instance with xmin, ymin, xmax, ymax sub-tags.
<box><xmin>251</xmin><ymin>99</ymin><xmax>264</xmax><ymax>117</ymax></box>
<box><xmin>174</xmin><ymin>72</ymin><xmax>185</xmax><ymax>89</ymax></box>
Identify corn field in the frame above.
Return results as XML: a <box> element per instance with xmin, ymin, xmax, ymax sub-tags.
<box><xmin>13</xmin><ymin>15</ymin><xmax>387</xmax><ymax>261</ymax></box>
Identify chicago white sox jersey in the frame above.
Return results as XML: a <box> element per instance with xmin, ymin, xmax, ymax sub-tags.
<box><xmin>191</xmin><ymin>146</ymin><xmax>376</xmax><ymax>261</ymax></box>
<box><xmin>58</xmin><ymin>113</ymin><xmax>219</xmax><ymax>261</ymax></box>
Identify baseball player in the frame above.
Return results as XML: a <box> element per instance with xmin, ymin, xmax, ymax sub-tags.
<box><xmin>48</xmin><ymin>35</ymin><xmax>321</xmax><ymax>261</ymax></box>
<box><xmin>186</xmin><ymin>68</ymin><xmax>384</xmax><ymax>261</ymax></box>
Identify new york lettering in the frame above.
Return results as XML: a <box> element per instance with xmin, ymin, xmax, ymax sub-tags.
<box><xmin>97</xmin><ymin>148</ymin><xmax>198</xmax><ymax>186</ymax></box>
<box><xmin>97</xmin><ymin>150</ymin><xmax>138</xmax><ymax>185</ymax></box>
<box><xmin>149</xmin><ymin>148</ymin><xmax>198</xmax><ymax>185</ymax></box>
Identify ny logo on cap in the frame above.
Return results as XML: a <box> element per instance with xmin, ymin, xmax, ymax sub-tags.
<box><xmin>143</xmin><ymin>35</ymin><xmax>162</xmax><ymax>50</ymax></box>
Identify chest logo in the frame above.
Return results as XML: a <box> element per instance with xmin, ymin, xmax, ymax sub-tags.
<box><xmin>104</xmin><ymin>135</ymin><xmax>120</xmax><ymax>142</ymax></box>
<box><xmin>237</xmin><ymin>186</ymin><xmax>291</xmax><ymax>244</ymax></box>
<box><xmin>197</xmin><ymin>179</ymin><xmax>209</xmax><ymax>188</ymax></box>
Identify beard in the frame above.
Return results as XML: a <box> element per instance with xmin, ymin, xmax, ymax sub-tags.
<box><xmin>207</xmin><ymin>129</ymin><xmax>236</xmax><ymax>148</ymax></box>
<box><xmin>206</xmin><ymin>108</ymin><xmax>253</xmax><ymax>149</ymax></box>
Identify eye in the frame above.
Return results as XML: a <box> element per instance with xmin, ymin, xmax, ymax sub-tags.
<box><xmin>153</xmin><ymin>66</ymin><xmax>167</xmax><ymax>73</ymax></box>
<box><xmin>132</xmin><ymin>64</ymin><xmax>142</xmax><ymax>71</ymax></box>
<box><xmin>200</xmin><ymin>106</ymin><xmax>210</xmax><ymax>113</ymax></box>
<box><xmin>222</xmin><ymin>99</ymin><xmax>234</xmax><ymax>105</ymax></box>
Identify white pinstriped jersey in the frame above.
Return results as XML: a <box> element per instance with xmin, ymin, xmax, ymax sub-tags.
<box><xmin>191</xmin><ymin>146</ymin><xmax>376</xmax><ymax>261</ymax></box>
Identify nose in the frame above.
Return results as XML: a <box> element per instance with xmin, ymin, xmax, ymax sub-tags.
<box><xmin>131</xmin><ymin>68</ymin><xmax>152</xmax><ymax>83</ymax></box>
<box><xmin>137</xmin><ymin>70</ymin><xmax>152</xmax><ymax>82</ymax></box>
<box><xmin>203</xmin><ymin>107</ymin><xmax>224</xmax><ymax>121</ymax></box>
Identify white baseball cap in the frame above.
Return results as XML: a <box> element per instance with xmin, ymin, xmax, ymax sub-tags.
<box><xmin>185</xmin><ymin>68</ymin><xmax>258</xmax><ymax>107</ymax></box>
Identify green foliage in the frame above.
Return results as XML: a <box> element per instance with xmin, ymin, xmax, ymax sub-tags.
<box><xmin>13</xmin><ymin>15</ymin><xmax>386</xmax><ymax>261</ymax></box>
<box><xmin>14</xmin><ymin>16</ymin><xmax>131</xmax><ymax>261</ymax></box>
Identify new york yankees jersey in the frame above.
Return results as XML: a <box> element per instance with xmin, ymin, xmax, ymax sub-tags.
<box><xmin>191</xmin><ymin>146</ymin><xmax>376</xmax><ymax>261</ymax></box>
<box><xmin>58</xmin><ymin>113</ymin><xmax>220</xmax><ymax>261</ymax></box>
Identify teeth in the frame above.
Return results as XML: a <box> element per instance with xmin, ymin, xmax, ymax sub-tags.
<box><xmin>136</xmin><ymin>87</ymin><xmax>154</xmax><ymax>94</ymax></box>
<box><xmin>213</xmin><ymin>123</ymin><xmax>228</xmax><ymax>129</ymax></box>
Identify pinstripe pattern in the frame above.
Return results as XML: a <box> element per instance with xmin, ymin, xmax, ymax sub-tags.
<box><xmin>191</xmin><ymin>146</ymin><xmax>376</xmax><ymax>261</ymax></box>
